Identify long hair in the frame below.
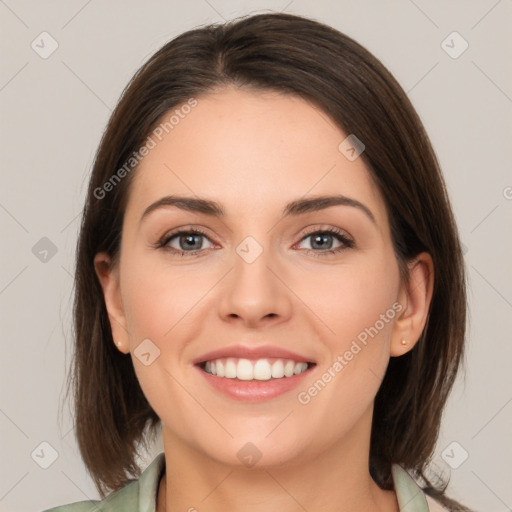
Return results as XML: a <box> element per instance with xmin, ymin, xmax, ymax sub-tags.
<box><xmin>68</xmin><ymin>12</ymin><xmax>469</xmax><ymax>510</ymax></box>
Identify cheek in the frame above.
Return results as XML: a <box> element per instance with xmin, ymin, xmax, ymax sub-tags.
<box><xmin>120</xmin><ymin>257</ymin><xmax>207</xmax><ymax>343</ymax></box>
<box><xmin>119</xmin><ymin>258</ymin><xmax>206</xmax><ymax>430</ymax></box>
<box><xmin>293</xmin><ymin>259</ymin><xmax>400</xmax><ymax>436</ymax></box>
<box><xmin>297</xmin><ymin>252</ymin><xmax>400</xmax><ymax>404</ymax></box>
<box><xmin>301</xmin><ymin>253</ymin><xmax>400</xmax><ymax>347</ymax></box>
<box><xmin>340</xmin><ymin>270</ymin><xmax>398</xmax><ymax>346</ymax></box>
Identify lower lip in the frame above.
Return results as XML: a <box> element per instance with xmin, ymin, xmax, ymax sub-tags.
<box><xmin>196</xmin><ymin>365</ymin><xmax>315</xmax><ymax>402</ymax></box>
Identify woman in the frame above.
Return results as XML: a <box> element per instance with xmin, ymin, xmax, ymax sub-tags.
<box><xmin>44</xmin><ymin>12</ymin><xmax>472</xmax><ymax>512</ymax></box>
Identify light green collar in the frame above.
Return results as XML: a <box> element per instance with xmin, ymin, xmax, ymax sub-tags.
<box><xmin>138</xmin><ymin>454</ymin><xmax>429</xmax><ymax>511</ymax></box>
<box><xmin>391</xmin><ymin>463</ymin><xmax>429</xmax><ymax>511</ymax></box>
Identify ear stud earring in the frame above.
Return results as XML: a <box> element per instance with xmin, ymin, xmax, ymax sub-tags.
<box><xmin>401</xmin><ymin>339</ymin><xmax>407</xmax><ymax>346</ymax></box>
<box><xmin>116</xmin><ymin>341</ymin><xmax>122</xmax><ymax>347</ymax></box>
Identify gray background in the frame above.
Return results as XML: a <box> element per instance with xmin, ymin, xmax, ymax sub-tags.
<box><xmin>1</xmin><ymin>1</ymin><xmax>511</xmax><ymax>511</ymax></box>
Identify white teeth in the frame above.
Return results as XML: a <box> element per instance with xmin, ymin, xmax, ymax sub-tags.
<box><xmin>225</xmin><ymin>358</ymin><xmax>237</xmax><ymax>378</ymax></box>
<box><xmin>216</xmin><ymin>359</ymin><xmax>225</xmax><ymax>377</ymax></box>
<box><xmin>284</xmin><ymin>360</ymin><xmax>295</xmax><ymax>377</ymax></box>
<box><xmin>202</xmin><ymin>358</ymin><xmax>310</xmax><ymax>380</ymax></box>
<box><xmin>253</xmin><ymin>359</ymin><xmax>272</xmax><ymax>380</ymax></box>
<box><xmin>271</xmin><ymin>360</ymin><xmax>284</xmax><ymax>378</ymax></box>
<box><xmin>237</xmin><ymin>359</ymin><xmax>253</xmax><ymax>380</ymax></box>
<box><xmin>294</xmin><ymin>362</ymin><xmax>307</xmax><ymax>375</ymax></box>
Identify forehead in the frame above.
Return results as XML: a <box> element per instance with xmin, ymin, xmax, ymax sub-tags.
<box><xmin>127</xmin><ymin>87</ymin><xmax>387</xmax><ymax>225</ymax></box>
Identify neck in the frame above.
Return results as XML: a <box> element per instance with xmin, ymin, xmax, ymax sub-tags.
<box><xmin>158</xmin><ymin>408</ymin><xmax>399</xmax><ymax>512</ymax></box>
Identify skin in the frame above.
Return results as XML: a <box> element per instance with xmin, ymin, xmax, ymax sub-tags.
<box><xmin>95</xmin><ymin>86</ymin><xmax>433</xmax><ymax>512</ymax></box>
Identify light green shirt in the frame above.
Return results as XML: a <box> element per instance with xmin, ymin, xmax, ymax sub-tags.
<box><xmin>43</xmin><ymin>453</ymin><xmax>438</xmax><ymax>511</ymax></box>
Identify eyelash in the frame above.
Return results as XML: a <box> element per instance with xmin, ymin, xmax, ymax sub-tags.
<box><xmin>155</xmin><ymin>226</ymin><xmax>354</xmax><ymax>258</ymax></box>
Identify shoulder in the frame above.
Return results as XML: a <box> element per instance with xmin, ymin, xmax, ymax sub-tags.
<box><xmin>42</xmin><ymin>502</ymin><xmax>105</xmax><ymax>512</ymax></box>
<box><xmin>41</xmin><ymin>452</ymin><xmax>166</xmax><ymax>512</ymax></box>
<box><xmin>41</xmin><ymin>479</ymin><xmax>139</xmax><ymax>512</ymax></box>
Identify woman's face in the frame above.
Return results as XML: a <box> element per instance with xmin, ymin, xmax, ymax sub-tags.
<box><xmin>97</xmin><ymin>86</ymin><xmax>420</xmax><ymax>469</ymax></box>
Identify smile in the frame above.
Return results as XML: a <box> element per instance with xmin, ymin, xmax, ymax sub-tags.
<box><xmin>196</xmin><ymin>359</ymin><xmax>316</xmax><ymax>402</ymax></box>
<box><xmin>201</xmin><ymin>357</ymin><xmax>311</xmax><ymax>381</ymax></box>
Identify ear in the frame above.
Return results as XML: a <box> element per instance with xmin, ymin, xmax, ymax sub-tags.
<box><xmin>94</xmin><ymin>252</ymin><xmax>130</xmax><ymax>354</ymax></box>
<box><xmin>390</xmin><ymin>252</ymin><xmax>434</xmax><ymax>357</ymax></box>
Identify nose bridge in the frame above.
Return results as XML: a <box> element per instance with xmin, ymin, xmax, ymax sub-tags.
<box><xmin>218</xmin><ymin>232</ymin><xmax>291</xmax><ymax>324</ymax></box>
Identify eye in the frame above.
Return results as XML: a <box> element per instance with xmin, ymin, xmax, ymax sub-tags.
<box><xmin>157</xmin><ymin>228</ymin><xmax>215</xmax><ymax>256</ymax></box>
<box><xmin>155</xmin><ymin>226</ymin><xmax>354</xmax><ymax>258</ymax></box>
<box><xmin>295</xmin><ymin>227</ymin><xmax>354</xmax><ymax>256</ymax></box>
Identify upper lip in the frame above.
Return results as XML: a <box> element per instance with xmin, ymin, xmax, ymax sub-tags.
<box><xmin>193</xmin><ymin>345</ymin><xmax>316</xmax><ymax>365</ymax></box>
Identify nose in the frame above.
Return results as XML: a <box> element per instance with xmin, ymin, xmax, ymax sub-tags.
<box><xmin>217</xmin><ymin>240</ymin><xmax>293</xmax><ymax>328</ymax></box>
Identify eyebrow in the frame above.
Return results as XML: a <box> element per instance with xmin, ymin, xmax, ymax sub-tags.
<box><xmin>140</xmin><ymin>194</ymin><xmax>376</xmax><ymax>224</ymax></box>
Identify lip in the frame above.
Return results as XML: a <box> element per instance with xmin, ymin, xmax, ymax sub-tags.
<box><xmin>195</xmin><ymin>363</ymin><xmax>316</xmax><ymax>402</ymax></box>
<box><xmin>192</xmin><ymin>345</ymin><xmax>315</xmax><ymax>365</ymax></box>
<box><xmin>192</xmin><ymin>344</ymin><xmax>317</xmax><ymax>403</ymax></box>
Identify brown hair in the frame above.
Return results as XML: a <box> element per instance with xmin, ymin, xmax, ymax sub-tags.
<box><xmin>68</xmin><ymin>12</ymin><xmax>470</xmax><ymax>510</ymax></box>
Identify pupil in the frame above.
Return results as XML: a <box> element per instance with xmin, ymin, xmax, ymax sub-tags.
<box><xmin>313</xmin><ymin>234</ymin><xmax>332</xmax><ymax>250</ymax></box>
<box><xmin>183</xmin><ymin>234</ymin><xmax>201</xmax><ymax>250</ymax></box>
